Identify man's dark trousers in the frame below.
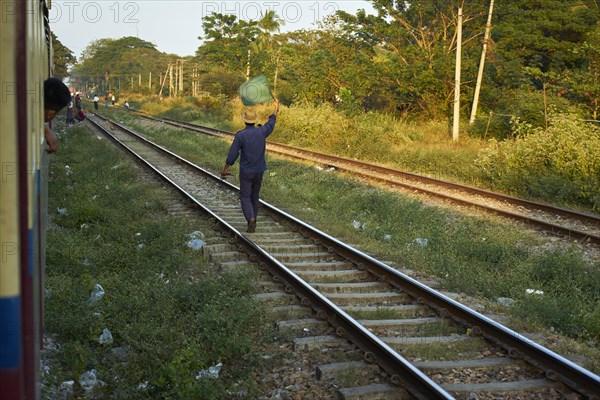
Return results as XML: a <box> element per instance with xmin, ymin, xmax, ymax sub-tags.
<box><xmin>239</xmin><ymin>172</ymin><xmax>264</xmax><ymax>222</ymax></box>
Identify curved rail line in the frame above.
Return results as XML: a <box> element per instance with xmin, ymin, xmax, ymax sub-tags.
<box><xmin>88</xmin><ymin>114</ymin><xmax>600</xmax><ymax>399</ymax></box>
<box><xmin>126</xmin><ymin>110</ymin><xmax>600</xmax><ymax>245</ymax></box>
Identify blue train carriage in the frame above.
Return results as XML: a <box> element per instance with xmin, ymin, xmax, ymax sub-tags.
<box><xmin>1</xmin><ymin>1</ymin><xmax>53</xmax><ymax>399</ymax></box>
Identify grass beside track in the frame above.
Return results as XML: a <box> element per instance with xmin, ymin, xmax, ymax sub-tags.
<box><xmin>101</xmin><ymin>107</ymin><xmax>600</xmax><ymax>373</ymax></box>
<box><xmin>43</xmin><ymin>124</ymin><xmax>274</xmax><ymax>398</ymax></box>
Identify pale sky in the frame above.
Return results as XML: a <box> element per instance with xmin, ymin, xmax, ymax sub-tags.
<box><xmin>50</xmin><ymin>1</ymin><xmax>375</xmax><ymax>60</ymax></box>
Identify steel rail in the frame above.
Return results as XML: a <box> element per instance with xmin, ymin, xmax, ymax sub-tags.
<box><xmin>134</xmin><ymin>114</ymin><xmax>600</xmax><ymax>244</ymax></box>
<box><xmin>314</xmin><ymin>163</ymin><xmax>600</xmax><ymax>244</ymax></box>
<box><xmin>87</xmin><ymin>115</ymin><xmax>456</xmax><ymax>400</ymax></box>
<box><xmin>91</xmin><ymin>114</ymin><xmax>600</xmax><ymax>399</ymax></box>
<box><xmin>270</xmin><ymin>210</ymin><xmax>600</xmax><ymax>399</ymax></box>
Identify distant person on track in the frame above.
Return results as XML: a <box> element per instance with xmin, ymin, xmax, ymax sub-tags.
<box><xmin>43</xmin><ymin>77</ymin><xmax>71</xmax><ymax>153</ymax></box>
<box><xmin>124</xmin><ymin>101</ymin><xmax>130</xmax><ymax>109</ymax></box>
<box><xmin>221</xmin><ymin>99</ymin><xmax>279</xmax><ymax>233</ymax></box>
<box><xmin>75</xmin><ymin>108</ymin><xmax>86</xmax><ymax>122</ymax></box>
<box><xmin>104</xmin><ymin>94</ymin><xmax>109</xmax><ymax>107</ymax></box>
<box><xmin>93</xmin><ymin>94</ymin><xmax>99</xmax><ymax>110</ymax></box>
<box><xmin>65</xmin><ymin>98</ymin><xmax>75</xmax><ymax>124</ymax></box>
<box><xmin>75</xmin><ymin>92</ymin><xmax>81</xmax><ymax>110</ymax></box>
<box><xmin>111</xmin><ymin>93</ymin><xmax>116</xmax><ymax>105</ymax></box>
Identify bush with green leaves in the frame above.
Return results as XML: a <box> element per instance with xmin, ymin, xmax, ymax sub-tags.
<box><xmin>273</xmin><ymin>102</ymin><xmax>428</xmax><ymax>164</ymax></box>
<box><xmin>272</xmin><ymin>101</ymin><xmax>349</xmax><ymax>149</ymax></box>
<box><xmin>475</xmin><ymin>113</ymin><xmax>600</xmax><ymax>210</ymax></box>
<box><xmin>469</xmin><ymin>88</ymin><xmax>577</xmax><ymax>139</ymax></box>
<box><xmin>196</xmin><ymin>72</ymin><xmax>245</xmax><ymax>97</ymax></box>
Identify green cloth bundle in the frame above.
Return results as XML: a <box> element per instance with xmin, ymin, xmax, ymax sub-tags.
<box><xmin>239</xmin><ymin>74</ymin><xmax>274</xmax><ymax>106</ymax></box>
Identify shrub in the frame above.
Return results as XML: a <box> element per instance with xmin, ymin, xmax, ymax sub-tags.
<box><xmin>584</xmin><ymin>305</ymin><xmax>600</xmax><ymax>343</ymax></box>
<box><xmin>469</xmin><ymin>88</ymin><xmax>576</xmax><ymax>139</ymax></box>
<box><xmin>475</xmin><ymin>113</ymin><xmax>600</xmax><ymax>210</ymax></box>
<box><xmin>271</xmin><ymin>101</ymin><xmax>349</xmax><ymax>149</ymax></box>
<box><xmin>197</xmin><ymin>72</ymin><xmax>244</xmax><ymax>97</ymax></box>
<box><xmin>513</xmin><ymin>295</ymin><xmax>588</xmax><ymax>338</ymax></box>
<box><xmin>272</xmin><ymin>102</ymin><xmax>420</xmax><ymax>163</ymax></box>
<box><xmin>140</xmin><ymin>100</ymin><xmax>169</xmax><ymax>115</ymax></box>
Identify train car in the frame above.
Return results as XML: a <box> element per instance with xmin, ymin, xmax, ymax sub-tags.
<box><xmin>1</xmin><ymin>1</ymin><xmax>54</xmax><ymax>399</ymax></box>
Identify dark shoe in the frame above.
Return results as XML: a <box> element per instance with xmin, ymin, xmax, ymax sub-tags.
<box><xmin>247</xmin><ymin>219</ymin><xmax>256</xmax><ymax>233</ymax></box>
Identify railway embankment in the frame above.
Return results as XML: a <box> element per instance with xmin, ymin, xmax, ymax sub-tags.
<box><xmin>44</xmin><ymin>117</ymin><xmax>593</xmax><ymax>398</ymax></box>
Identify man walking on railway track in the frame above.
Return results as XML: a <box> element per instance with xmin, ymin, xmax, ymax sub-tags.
<box><xmin>222</xmin><ymin>99</ymin><xmax>279</xmax><ymax>233</ymax></box>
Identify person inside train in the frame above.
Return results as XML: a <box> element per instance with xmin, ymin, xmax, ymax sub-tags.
<box><xmin>43</xmin><ymin>77</ymin><xmax>71</xmax><ymax>153</ymax></box>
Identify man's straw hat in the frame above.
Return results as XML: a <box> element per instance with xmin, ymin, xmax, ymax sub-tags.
<box><xmin>241</xmin><ymin>109</ymin><xmax>258</xmax><ymax>124</ymax></box>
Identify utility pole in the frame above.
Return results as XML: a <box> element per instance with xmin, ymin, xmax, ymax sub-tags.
<box><xmin>469</xmin><ymin>0</ymin><xmax>494</xmax><ymax>125</ymax></box>
<box><xmin>274</xmin><ymin>49</ymin><xmax>280</xmax><ymax>95</ymax></box>
<box><xmin>452</xmin><ymin>7</ymin><xmax>463</xmax><ymax>141</ymax></box>
<box><xmin>159</xmin><ymin>64</ymin><xmax>169</xmax><ymax>97</ymax></box>
<box><xmin>179</xmin><ymin>60</ymin><xmax>184</xmax><ymax>94</ymax></box>
<box><xmin>174</xmin><ymin>62</ymin><xmax>178</xmax><ymax>97</ymax></box>
<box><xmin>192</xmin><ymin>67</ymin><xmax>197</xmax><ymax>96</ymax></box>
<box><xmin>246</xmin><ymin>49</ymin><xmax>251</xmax><ymax>80</ymax></box>
<box><xmin>148</xmin><ymin>72</ymin><xmax>152</xmax><ymax>90</ymax></box>
<box><xmin>543</xmin><ymin>81</ymin><xmax>548</xmax><ymax>130</ymax></box>
<box><xmin>169</xmin><ymin>64</ymin><xmax>174</xmax><ymax>97</ymax></box>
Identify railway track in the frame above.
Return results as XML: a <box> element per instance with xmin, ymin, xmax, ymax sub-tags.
<box><xmin>124</xmin><ymin>110</ymin><xmax>600</xmax><ymax>246</ymax></box>
<box><xmin>87</xmin><ymin>114</ymin><xmax>600</xmax><ymax>399</ymax></box>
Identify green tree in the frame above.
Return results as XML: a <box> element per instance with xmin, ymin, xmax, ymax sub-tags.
<box><xmin>492</xmin><ymin>0</ymin><xmax>599</xmax><ymax>78</ymax></box>
<box><xmin>274</xmin><ymin>25</ymin><xmax>372</xmax><ymax>106</ymax></box>
<box><xmin>249</xmin><ymin>11</ymin><xmax>285</xmax><ymax>83</ymax></box>
<box><xmin>274</xmin><ymin>29</ymin><xmax>333</xmax><ymax>103</ymax></box>
<box><xmin>72</xmin><ymin>37</ymin><xmax>173</xmax><ymax>95</ymax></box>
<box><xmin>51</xmin><ymin>32</ymin><xmax>76</xmax><ymax>78</ymax></box>
<box><xmin>470</xmin><ymin>0</ymin><xmax>600</xmax><ymax>134</ymax></box>
<box><xmin>195</xmin><ymin>13</ymin><xmax>259</xmax><ymax>75</ymax></box>
<box><xmin>559</xmin><ymin>25</ymin><xmax>600</xmax><ymax>119</ymax></box>
<box><xmin>335</xmin><ymin>0</ymin><xmax>487</xmax><ymax>119</ymax></box>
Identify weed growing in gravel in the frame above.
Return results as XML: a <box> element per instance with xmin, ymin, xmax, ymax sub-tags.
<box><xmin>400</xmin><ymin>338</ymin><xmax>491</xmax><ymax>361</ymax></box>
<box><xmin>335</xmin><ymin>364</ymin><xmax>363</xmax><ymax>387</ymax></box>
<box><xmin>348</xmin><ymin>308</ymin><xmax>427</xmax><ymax>320</ymax></box>
<box><xmin>44</xmin><ymin>125</ymin><xmax>270</xmax><ymax>398</ymax></box>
